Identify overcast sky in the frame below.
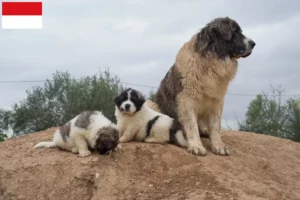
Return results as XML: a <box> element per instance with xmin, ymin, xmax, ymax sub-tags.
<box><xmin>0</xmin><ymin>0</ymin><xmax>300</xmax><ymax>130</ymax></box>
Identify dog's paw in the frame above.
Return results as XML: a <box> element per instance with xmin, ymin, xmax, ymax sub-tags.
<box><xmin>72</xmin><ymin>147</ymin><xmax>79</xmax><ymax>154</ymax></box>
<box><xmin>211</xmin><ymin>142</ymin><xmax>230</xmax><ymax>156</ymax></box>
<box><xmin>119</xmin><ymin>137</ymin><xmax>129</xmax><ymax>143</ymax></box>
<box><xmin>144</xmin><ymin>137</ymin><xmax>165</xmax><ymax>144</ymax></box>
<box><xmin>187</xmin><ymin>142</ymin><xmax>207</xmax><ymax>156</ymax></box>
<box><xmin>113</xmin><ymin>144</ymin><xmax>122</xmax><ymax>152</ymax></box>
<box><xmin>79</xmin><ymin>150</ymin><xmax>91</xmax><ymax>158</ymax></box>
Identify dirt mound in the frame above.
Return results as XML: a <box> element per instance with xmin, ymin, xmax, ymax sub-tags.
<box><xmin>0</xmin><ymin>128</ymin><xmax>300</xmax><ymax>200</ymax></box>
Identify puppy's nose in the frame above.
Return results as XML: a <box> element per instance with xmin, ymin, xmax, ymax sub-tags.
<box><xmin>125</xmin><ymin>104</ymin><xmax>130</xmax><ymax>110</ymax></box>
<box><xmin>249</xmin><ymin>40</ymin><xmax>256</xmax><ymax>48</ymax></box>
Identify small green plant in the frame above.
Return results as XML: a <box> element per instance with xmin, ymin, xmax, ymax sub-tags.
<box><xmin>0</xmin><ymin>133</ymin><xmax>8</xmax><ymax>142</ymax></box>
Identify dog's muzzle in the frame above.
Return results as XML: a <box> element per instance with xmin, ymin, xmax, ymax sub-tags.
<box><xmin>121</xmin><ymin>103</ymin><xmax>131</xmax><ymax>112</ymax></box>
<box><xmin>248</xmin><ymin>39</ymin><xmax>256</xmax><ymax>49</ymax></box>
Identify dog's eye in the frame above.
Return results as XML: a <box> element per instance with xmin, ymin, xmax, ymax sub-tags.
<box><xmin>131</xmin><ymin>96</ymin><xmax>137</xmax><ymax>101</ymax></box>
<box><xmin>231</xmin><ymin>32</ymin><xmax>238</xmax><ymax>40</ymax></box>
<box><xmin>120</xmin><ymin>96</ymin><xmax>127</xmax><ymax>102</ymax></box>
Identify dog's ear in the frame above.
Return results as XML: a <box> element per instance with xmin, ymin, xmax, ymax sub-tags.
<box><xmin>136</xmin><ymin>90</ymin><xmax>146</xmax><ymax>104</ymax></box>
<box><xmin>97</xmin><ymin>127</ymin><xmax>108</xmax><ymax>137</ymax></box>
<box><xmin>219</xmin><ymin>22</ymin><xmax>233</xmax><ymax>41</ymax></box>
<box><xmin>213</xmin><ymin>17</ymin><xmax>234</xmax><ymax>41</ymax></box>
<box><xmin>114</xmin><ymin>95</ymin><xmax>120</xmax><ymax>104</ymax></box>
<box><xmin>195</xmin><ymin>28</ymin><xmax>210</xmax><ymax>54</ymax></box>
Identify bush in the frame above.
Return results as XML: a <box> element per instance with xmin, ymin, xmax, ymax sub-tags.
<box><xmin>10</xmin><ymin>69</ymin><xmax>123</xmax><ymax>135</ymax></box>
<box><xmin>238</xmin><ymin>86</ymin><xmax>300</xmax><ymax>142</ymax></box>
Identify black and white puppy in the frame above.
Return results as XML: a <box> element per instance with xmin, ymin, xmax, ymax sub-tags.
<box><xmin>114</xmin><ymin>88</ymin><xmax>187</xmax><ymax>147</ymax></box>
<box><xmin>34</xmin><ymin>110</ymin><xmax>120</xmax><ymax>157</ymax></box>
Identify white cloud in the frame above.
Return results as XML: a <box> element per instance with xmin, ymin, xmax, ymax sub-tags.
<box><xmin>115</xmin><ymin>18</ymin><xmax>150</xmax><ymax>35</ymax></box>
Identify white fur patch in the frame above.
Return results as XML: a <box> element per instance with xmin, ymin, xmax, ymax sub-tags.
<box><xmin>243</xmin><ymin>37</ymin><xmax>249</xmax><ymax>49</ymax></box>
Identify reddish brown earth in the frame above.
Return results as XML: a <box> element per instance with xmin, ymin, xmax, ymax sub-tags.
<box><xmin>0</xmin><ymin>128</ymin><xmax>300</xmax><ymax>200</ymax></box>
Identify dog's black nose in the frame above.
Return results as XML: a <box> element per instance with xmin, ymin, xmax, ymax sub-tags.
<box><xmin>125</xmin><ymin>104</ymin><xmax>130</xmax><ymax>110</ymax></box>
<box><xmin>249</xmin><ymin>40</ymin><xmax>256</xmax><ymax>48</ymax></box>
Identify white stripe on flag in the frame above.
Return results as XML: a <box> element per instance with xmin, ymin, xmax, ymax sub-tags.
<box><xmin>2</xmin><ymin>16</ymin><xmax>42</xmax><ymax>29</ymax></box>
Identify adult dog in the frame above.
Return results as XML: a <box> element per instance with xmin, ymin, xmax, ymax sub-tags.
<box><xmin>34</xmin><ymin>110</ymin><xmax>119</xmax><ymax>157</ymax></box>
<box><xmin>148</xmin><ymin>17</ymin><xmax>256</xmax><ymax>156</ymax></box>
<box><xmin>114</xmin><ymin>88</ymin><xmax>187</xmax><ymax>147</ymax></box>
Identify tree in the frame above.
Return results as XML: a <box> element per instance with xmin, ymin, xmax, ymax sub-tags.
<box><xmin>238</xmin><ymin>85</ymin><xmax>300</xmax><ymax>142</ymax></box>
<box><xmin>0</xmin><ymin>109</ymin><xmax>12</xmax><ymax>132</ymax></box>
<box><xmin>148</xmin><ymin>89</ymin><xmax>157</xmax><ymax>101</ymax></box>
<box><xmin>10</xmin><ymin>69</ymin><xmax>123</xmax><ymax>136</ymax></box>
<box><xmin>285</xmin><ymin>99</ymin><xmax>300</xmax><ymax>142</ymax></box>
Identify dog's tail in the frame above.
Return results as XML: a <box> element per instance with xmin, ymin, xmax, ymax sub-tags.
<box><xmin>174</xmin><ymin>130</ymin><xmax>188</xmax><ymax>147</ymax></box>
<box><xmin>170</xmin><ymin>120</ymin><xmax>188</xmax><ymax>147</ymax></box>
<box><xmin>33</xmin><ymin>141</ymin><xmax>56</xmax><ymax>149</ymax></box>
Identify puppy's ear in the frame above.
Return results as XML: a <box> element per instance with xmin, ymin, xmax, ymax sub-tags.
<box><xmin>114</xmin><ymin>95</ymin><xmax>120</xmax><ymax>104</ymax></box>
<box><xmin>136</xmin><ymin>90</ymin><xmax>146</xmax><ymax>104</ymax></box>
<box><xmin>97</xmin><ymin>127</ymin><xmax>108</xmax><ymax>137</ymax></box>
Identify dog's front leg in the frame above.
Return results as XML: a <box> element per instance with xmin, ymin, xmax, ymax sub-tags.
<box><xmin>178</xmin><ymin>99</ymin><xmax>207</xmax><ymax>156</ymax></box>
<box><xmin>119</xmin><ymin>125</ymin><xmax>139</xmax><ymax>143</ymax></box>
<box><xmin>73</xmin><ymin>134</ymin><xmax>91</xmax><ymax>157</ymax></box>
<box><xmin>208</xmin><ymin>113</ymin><xmax>230</xmax><ymax>156</ymax></box>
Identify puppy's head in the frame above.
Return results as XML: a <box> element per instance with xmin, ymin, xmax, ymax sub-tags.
<box><xmin>95</xmin><ymin>126</ymin><xmax>119</xmax><ymax>155</ymax></box>
<box><xmin>195</xmin><ymin>17</ymin><xmax>255</xmax><ymax>59</ymax></box>
<box><xmin>114</xmin><ymin>88</ymin><xmax>145</xmax><ymax>115</ymax></box>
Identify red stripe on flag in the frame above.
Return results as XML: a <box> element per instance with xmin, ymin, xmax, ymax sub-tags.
<box><xmin>2</xmin><ymin>2</ymin><xmax>42</xmax><ymax>16</ymax></box>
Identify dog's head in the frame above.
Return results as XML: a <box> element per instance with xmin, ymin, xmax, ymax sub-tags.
<box><xmin>195</xmin><ymin>17</ymin><xmax>255</xmax><ymax>59</ymax></box>
<box><xmin>95</xmin><ymin>126</ymin><xmax>119</xmax><ymax>155</ymax></box>
<box><xmin>114</xmin><ymin>88</ymin><xmax>145</xmax><ymax>115</ymax></box>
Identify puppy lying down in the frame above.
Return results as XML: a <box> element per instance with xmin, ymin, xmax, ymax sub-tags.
<box><xmin>114</xmin><ymin>88</ymin><xmax>188</xmax><ymax>147</ymax></box>
<box><xmin>34</xmin><ymin>110</ymin><xmax>119</xmax><ymax>157</ymax></box>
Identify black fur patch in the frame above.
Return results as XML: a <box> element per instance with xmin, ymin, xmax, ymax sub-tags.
<box><xmin>59</xmin><ymin>122</ymin><xmax>71</xmax><ymax>142</ymax></box>
<box><xmin>169</xmin><ymin>119</ymin><xmax>182</xmax><ymax>144</ymax></box>
<box><xmin>114</xmin><ymin>88</ymin><xmax>146</xmax><ymax>113</ymax></box>
<box><xmin>155</xmin><ymin>65</ymin><xmax>183</xmax><ymax>122</ymax></box>
<box><xmin>129</xmin><ymin>89</ymin><xmax>145</xmax><ymax>113</ymax></box>
<box><xmin>75</xmin><ymin>111</ymin><xmax>94</xmax><ymax>129</ymax></box>
<box><xmin>114</xmin><ymin>89</ymin><xmax>129</xmax><ymax>108</ymax></box>
<box><xmin>146</xmin><ymin>115</ymin><xmax>160</xmax><ymax>138</ymax></box>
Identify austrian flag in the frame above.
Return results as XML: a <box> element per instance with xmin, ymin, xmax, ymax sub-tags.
<box><xmin>2</xmin><ymin>1</ymin><xmax>42</xmax><ymax>29</ymax></box>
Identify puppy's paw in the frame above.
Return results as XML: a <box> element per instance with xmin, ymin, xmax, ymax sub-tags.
<box><xmin>144</xmin><ymin>137</ymin><xmax>165</xmax><ymax>144</ymax></box>
<box><xmin>79</xmin><ymin>150</ymin><xmax>91</xmax><ymax>157</ymax></box>
<box><xmin>113</xmin><ymin>144</ymin><xmax>122</xmax><ymax>152</ymax></box>
<box><xmin>72</xmin><ymin>147</ymin><xmax>78</xmax><ymax>154</ymax></box>
<box><xmin>211</xmin><ymin>142</ymin><xmax>230</xmax><ymax>156</ymax></box>
<box><xmin>187</xmin><ymin>142</ymin><xmax>207</xmax><ymax>156</ymax></box>
<box><xmin>119</xmin><ymin>137</ymin><xmax>129</xmax><ymax>143</ymax></box>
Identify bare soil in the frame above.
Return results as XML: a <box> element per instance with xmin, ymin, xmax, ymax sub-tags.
<box><xmin>0</xmin><ymin>128</ymin><xmax>300</xmax><ymax>200</ymax></box>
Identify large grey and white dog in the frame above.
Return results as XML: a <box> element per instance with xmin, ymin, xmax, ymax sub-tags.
<box><xmin>34</xmin><ymin>110</ymin><xmax>119</xmax><ymax>157</ymax></box>
<box><xmin>147</xmin><ymin>17</ymin><xmax>256</xmax><ymax>156</ymax></box>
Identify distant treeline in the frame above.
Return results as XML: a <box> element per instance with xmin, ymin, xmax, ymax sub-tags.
<box><xmin>0</xmin><ymin>69</ymin><xmax>299</xmax><ymax>142</ymax></box>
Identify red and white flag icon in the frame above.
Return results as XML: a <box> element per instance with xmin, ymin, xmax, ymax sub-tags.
<box><xmin>2</xmin><ymin>1</ymin><xmax>42</xmax><ymax>29</ymax></box>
